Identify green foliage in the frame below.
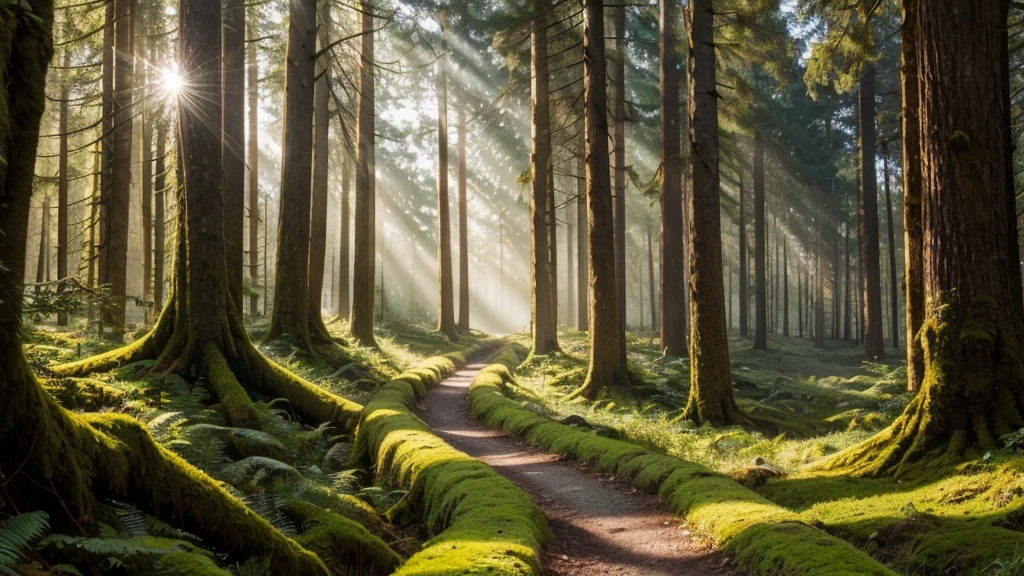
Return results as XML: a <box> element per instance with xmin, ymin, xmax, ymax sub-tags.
<box><xmin>0</xmin><ymin>511</ymin><xmax>49</xmax><ymax>575</ymax></box>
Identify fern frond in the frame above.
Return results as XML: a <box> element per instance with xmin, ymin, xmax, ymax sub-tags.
<box><xmin>187</xmin><ymin>424</ymin><xmax>286</xmax><ymax>457</ymax></box>
<box><xmin>223</xmin><ymin>456</ymin><xmax>302</xmax><ymax>486</ymax></box>
<box><xmin>0</xmin><ymin>511</ymin><xmax>49</xmax><ymax>571</ymax></box>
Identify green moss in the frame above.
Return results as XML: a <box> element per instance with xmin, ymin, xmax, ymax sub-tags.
<box><xmin>467</xmin><ymin>342</ymin><xmax>894</xmax><ymax>576</ymax></box>
<box><xmin>203</xmin><ymin>343</ymin><xmax>260</xmax><ymax>429</ymax></box>
<box><xmin>154</xmin><ymin>550</ymin><xmax>233</xmax><ymax>575</ymax></box>
<box><xmin>354</xmin><ymin>347</ymin><xmax>548</xmax><ymax>576</ymax></box>
<box><xmin>41</xmin><ymin>377</ymin><xmax>126</xmax><ymax>410</ymax></box>
<box><xmin>288</xmin><ymin>501</ymin><xmax>401</xmax><ymax>576</ymax></box>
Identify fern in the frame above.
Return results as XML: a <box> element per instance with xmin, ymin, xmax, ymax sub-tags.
<box><xmin>242</xmin><ymin>492</ymin><xmax>296</xmax><ymax>537</ymax></box>
<box><xmin>0</xmin><ymin>511</ymin><xmax>49</xmax><ymax>575</ymax></box>
<box><xmin>187</xmin><ymin>424</ymin><xmax>286</xmax><ymax>457</ymax></box>
<box><xmin>223</xmin><ymin>456</ymin><xmax>302</xmax><ymax>486</ymax></box>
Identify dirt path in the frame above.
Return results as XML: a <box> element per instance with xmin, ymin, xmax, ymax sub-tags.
<box><xmin>419</xmin><ymin>363</ymin><xmax>738</xmax><ymax>576</ymax></box>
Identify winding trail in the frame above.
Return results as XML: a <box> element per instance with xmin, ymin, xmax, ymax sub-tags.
<box><xmin>419</xmin><ymin>362</ymin><xmax>738</xmax><ymax>576</ymax></box>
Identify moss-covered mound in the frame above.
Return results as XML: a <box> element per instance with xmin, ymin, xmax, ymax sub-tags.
<box><xmin>468</xmin><ymin>342</ymin><xmax>894</xmax><ymax>576</ymax></box>
<box><xmin>354</xmin><ymin>345</ymin><xmax>549</xmax><ymax>576</ymax></box>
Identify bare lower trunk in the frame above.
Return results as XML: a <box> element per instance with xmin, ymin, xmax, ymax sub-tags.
<box><xmin>739</xmin><ymin>175</ymin><xmax>748</xmax><ymax>338</ymax></box>
<box><xmin>308</xmin><ymin>0</ymin><xmax>332</xmax><ymax>341</ymax></box>
<box><xmin>223</xmin><ymin>0</ymin><xmax>246</xmax><ymax>313</ymax></box>
<box><xmin>859</xmin><ymin>64</ymin><xmax>885</xmax><ymax>360</ymax></box>
<box><xmin>154</xmin><ymin>121</ymin><xmax>166</xmax><ymax>311</ymax></box>
<box><xmin>350</xmin><ymin>2</ymin><xmax>377</xmax><ymax>347</ymax></box>
<box><xmin>576</xmin><ymin>132</ymin><xmax>589</xmax><ymax>330</ymax></box>
<box><xmin>247</xmin><ymin>19</ymin><xmax>260</xmax><ymax>317</ymax></box>
<box><xmin>56</xmin><ymin>48</ymin><xmax>69</xmax><ymax>326</ymax></box>
<box><xmin>457</xmin><ymin>106</ymin><xmax>469</xmax><ymax>332</ymax></box>
<box><xmin>882</xmin><ymin>143</ymin><xmax>900</xmax><ymax>349</ymax></box>
<box><xmin>659</xmin><ymin>0</ymin><xmax>685</xmax><ymax>356</ymax></box>
<box><xmin>902</xmin><ymin>0</ymin><xmax>923</xmax><ymax>391</ymax></box>
<box><xmin>815</xmin><ymin>214</ymin><xmax>825</xmax><ymax>349</ymax></box>
<box><xmin>436</xmin><ymin>37</ymin><xmax>457</xmax><ymax>342</ymax></box>
<box><xmin>337</xmin><ymin>153</ymin><xmax>351</xmax><ymax>320</ymax></box>
<box><xmin>753</xmin><ymin>130</ymin><xmax>767</xmax><ymax>349</ymax></box>
<box><xmin>782</xmin><ymin>238</ymin><xmax>789</xmax><ymax>337</ymax></box>
<box><xmin>611</xmin><ymin>5</ymin><xmax>627</xmax><ymax>354</ymax></box>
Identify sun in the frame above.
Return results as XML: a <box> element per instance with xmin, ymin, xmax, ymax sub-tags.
<box><xmin>159</xmin><ymin>64</ymin><xmax>183</xmax><ymax>96</ymax></box>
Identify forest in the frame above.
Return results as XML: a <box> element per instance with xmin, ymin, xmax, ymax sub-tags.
<box><xmin>0</xmin><ymin>0</ymin><xmax>1020</xmax><ymax>574</ymax></box>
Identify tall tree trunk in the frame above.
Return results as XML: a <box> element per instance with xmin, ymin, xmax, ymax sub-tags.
<box><xmin>576</xmin><ymin>0</ymin><xmax>628</xmax><ymax>399</ymax></box>
<box><xmin>268</xmin><ymin>0</ymin><xmax>318</xmax><ymax>347</ymax></box>
<box><xmin>223</xmin><ymin>0</ymin><xmax>245</xmax><ymax>313</ymax></box>
<box><xmin>797</xmin><ymin>256</ymin><xmax>803</xmax><ymax>338</ymax></box>
<box><xmin>1001</xmin><ymin>0</ymin><xmax>1024</xmax><ymax>325</ymax></box>
<box><xmin>782</xmin><ymin>238</ymin><xmax>789</xmax><ymax>337</ymax></box>
<box><xmin>611</xmin><ymin>5</ymin><xmax>627</xmax><ymax>353</ymax></box>
<box><xmin>659</xmin><ymin>0</ymin><xmax>686</xmax><ymax>356</ymax></box>
<box><xmin>100</xmin><ymin>0</ymin><xmax>134</xmax><ymax>338</ymax></box>
<box><xmin>844</xmin><ymin>221</ymin><xmax>852</xmax><ymax>340</ymax></box>
<box><xmin>36</xmin><ymin>196</ymin><xmax>50</xmax><ymax>284</ymax></box>
<box><xmin>140</xmin><ymin>51</ymin><xmax>153</xmax><ymax>318</ymax></box>
<box><xmin>337</xmin><ymin>152</ymin><xmax>351</xmax><ymax>320</ymax></box>
<box><xmin>833</xmin><ymin>0</ymin><xmax>1024</xmax><ymax>476</ymax></box>
<box><xmin>530</xmin><ymin>3</ymin><xmax>558</xmax><ymax>354</ymax></box>
<box><xmin>739</xmin><ymin>175</ymin><xmax>749</xmax><ymax>338</ymax></box>
<box><xmin>859</xmin><ymin>63</ymin><xmax>885</xmax><ymax>360</ymax></box>
<box><xmin>247</xmin><ymin>15</ymin><xmax>260</xmax><ymax>317</ymax></box>
<box><xmin>902</xmin><ymin>0</ymin><xmax>924</xmax><ymax>391</ymax></box>
<box><xmin>682</xmin><ymin>0</ymin><xmax>747</xmax><ymax>427</ymax></box>
<box><xmin>457</xmin><ymin>105</ymin><xmax>470</xmax><ymax>332</ymax></box>
<box><xmin>753</xmin><ymin>130</ymin><xmax>767</xmax><ymax>349</ymax></box>
<box><xmin>882</xmin><ymin>142</ymin><xmax>900</xmax><ymax>349</ymax></box>
<box><xmin>647</xmin><ymin>224</ymin><xmax>657</xmax><ymax>332</ymax></box>
<box><xmin>567</xmin><ymin>185</ymin><xmax>575</xmax><ymax>329</ymax></box>
<box><xmin>436</xmin><ymin>32</ymin><xmax>457</xmax><ymax>342</ymax></box>
<box><xmin>56</xmin><ymin>47</ymin><xmax>70</xmax><ymax>326</ymax></box>
<box><xmin>350</xmin><ymin>2</ymin><xmax>377</xmax><ymax>347</ymax></box>
<box><xmin>728</xmin><ymin>265</ymin><xmax>733</xmax><ymax>329</ymax></box>
<box><xmin>576</xmin><ymin>132</ymin><xmax>589</xmax><ymax>330</ymax></box>
<box><xmin>308</xmin><ymin>0</ymin><xmax>333</xmax><ymax>341</ymax></box>
<box><xmin>815</xmin><ymin>213</ymin><xmax>826</xmax><ymax>349</ymax></box>
<box><xmin>153</xmin><ymin>120</ymin><xmax>166</xmax><ymax>311</ymax></box>
<box><xmin>547</xmin><ymin>157</ymin><xmax>558</xmax><ymax>326</ymax></box>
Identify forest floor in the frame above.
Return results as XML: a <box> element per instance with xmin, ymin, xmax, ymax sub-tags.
<box><xmin>500</xmin><ymin>328</ymin><xmax>1024</xmax><ymax>575</ymax></box>
<box><xmin>420</xmin><ymin>361</ymin><xmax>737</xmax><ymax>576</ymax></box>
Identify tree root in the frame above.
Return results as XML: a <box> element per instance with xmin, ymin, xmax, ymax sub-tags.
<box><xmin>287</xmin><ymin>501</ymin><xmax>401</xmax><ymax>576</ymax></box>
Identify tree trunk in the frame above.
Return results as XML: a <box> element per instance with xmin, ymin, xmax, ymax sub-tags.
<box><xmin>567</xmin><ymin>184</ymin><xmax>575</xmax><ymax>329</ymax></box>
<box><xmin>36</xmin><ymin>196</ymin><xmax>50</xmax><ymax>284</ymax></box>
<box><xmin>100</xmin><ymin>0</ymin><xmax>134</xmax><ymax>338</ymax></box>
<box><xmin>140</xmin><ymin>55</ymin><xmax>153</xmax><ymax>317</ymax></box>
<box><xmin>659</xmin><ymin>0</ymin><xmax>686</xmax><ymax>356</ymax></box>
<box><xmin>682</xmin><ymin>0</ymin><xmax>746</xmax><ymax>427</ymax></box>
<box><xmin>223</xmin><ymin>0</ymin><xmax>245</xmax><ymax>313</ymax></box>
<box><xmin>902</xmin><ymin>0</ymin><xmax>923</xmax><ymax>391</ymax></box>
<box><xmin>308</xmin><ymin>0</ymin><xmax>333</xmax><ymax>342</ymax></box>
<box><xmin>576</xmin><ymin>132</ymin><xmax>589</xmax><ymax>330</ymax></box>
<box><xmin>815</xmin><ymin>213</ymin><xmax>826</xmax><ymax>349</ymax></box>
<box><xmin>882</xmin><ymin>142</ymin><xmax>900</xmax><ymax>349</ymax></box>
<box><xmin>739</xmin><ymin>175</ymin><xmax>749</xmax><ymax>338</ymax></box>
<box><xmin>647</xmin><ymin>224</ymin><xmax>657</xmax><ymax>332</ymax></box>
<box><xmin>844</xmin><ymin>221</ymin><xmax>852</xmax><ymax>340</ymax></box>
<box><xmin>530</xmin><ymin>4</ymin><xmax>558</xmax><ymax>354</ymax></box>
<box><xmin>782</xmin><ymin>238</ymin><xmax>789</xmax><ymax>337</ymax></box>
<box><xmin>56</xmin><ymin>46</ymin><xmax>70</xmax><ymax>326</ymax></box>
<box><xmin>269</xmin><ymin>0</ymin><xmax>319</xmax><ymax>347</ymax></box>
<box><xmin>548</xmin><ymin>155</ymin><xmax>558</xmax><ymax>327</ymax></box>
<box><xmin>753</xmin><ymin>130</ymin><xmax>767</xmax><ymax>350</ymax></box>
<box><xmin>247</xmin><ymin>16</ymin><xmax>260</xmax><ymax>317</ymax></box>
<box><xmin>436</xmin><ymin>31</ymin><xmax>457</xmax><ymax>342</ymax></box>
<box><xmin>153</xmin><ymin>120</ymin><xmax>166</xmax><ymax>312</ymax></box>
<box><xmin>351</xmin><ymin>2</ymin><xmax>377</xmax><ymax>347</ymax></box>
<box><xmin>611</xmin><ymin>5</ymin><xmax>627</xmax><ymax>354</ymax></box>
<box><xmin>98</xmin><ymin>0</ymin><xmax>113</xmax><ymax>332</ymax></box>
<box><xmin>858</xmin><ymin>63</ymin><xmax>885</xmax><ymax>360</ymax></box>
<box><xmin>576</xmin><ymin>0</ymin><xmax>629</xmax><ymax>400</ymax></box>
<box><xmin>457</xmin><ymin>105</ymin><xmax>470</xmax><ymax>333</ymax></box>
<box><xmin>833</xmin><ymin>0</ymin><xmax>1024</xmax><ymax>476</ymax></box>
<box><xmin>337</xmin><ymin>151</ymin><xmax>351</xmax><ymax>320</ymax></box>
<box><xmin>1001</xmin><ymin>0</ymin><xmax>1024</xmax><ymax>326</ymax></box>
<box><xmin>798</xmin><ymin>256</ymin><xmax>803</xmax><ymax>338</ymax></box>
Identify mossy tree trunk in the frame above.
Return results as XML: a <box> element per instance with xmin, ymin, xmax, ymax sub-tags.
<box><xmin>831</xmin><ymin>0</ymin><xmax>1024</xmax><ymax>477</ymax></box>
<box><xmin>351</xmin><ymin>1</ymin><xmax>378</xmax><ymax>348</ymax></box>
<box><xmin>530</xmin><ymin>3</ymin><xmax>558</xmax><ymax>354</ymax></box>
<box><xmin>659</xmin><ymin>0</ymin><xmax>686</xmax><ymax>358</ymax></box>
<box><xmin>681</xmin><ymin>0</ymin><xmax>748</xmax><ymax>427</ymax></box>
<box><xmin>901</xmin><ymin>0</ymin><xmax>924</xmax><ymax>392</ymax></box>
<box><xmin>576</xmin><ymin>0</ymin><xmax>630</xmax><ymax>400</ymax></box>
<box><xmin>0</xmin><ymin>4</ymin><xmax>328</xmax><ymax>572</ymax></box>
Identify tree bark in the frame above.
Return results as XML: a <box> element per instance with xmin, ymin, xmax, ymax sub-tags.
<box><xmin>647</xmin><ymin>224</ymin><xmax>657</xmax><ymax>332</ymax></box>
<box><xmin>436</xmin><ymin>28</ymin><xmax>457</xmax><ymax>342</ymax></box>
<box><xmin>351</xmin><ymin>2</ymin><xmax>377</xmax><ymax>348</ymax></box>
<box><xmin>37</xmin><ymin>196</ymin><xmax>50</xmax><ymax>284</ymax></box>
<box><xmin>1001</xmin><ymin>0</ymin><xmax>1024</xmax><ymax>326</ymax></box>
<box><xmin>154</xmin><ymin>120</ymin><xmax>166</xmax><ymax>312</ymax></box>
<box><xmin>457</xmin><ymin>105</ymin><xmax>470</xmax><ymax>332</ymax></box>
<box><xmin>753</xmin><ymin>130</ymin><xmax>767</xmax><ymax>349</ymax></box>
<box><xmin>247</xmin><ymin>18</ymin><xmax>260</xmax><ymax>317</ymax></box>
<box><xmin>739</xmin><ymin>175</ymin><xmax>749</xmax><ymax>338</ymax></box>
<box><xmin>782</xmin><ymin>238</ymin><xmax>789</xmax><ymax>337</ymax></box>
<box><xmin>140</xmin><ymin>50</ymin><xmax>153</xmax><ymax>316</ymax></box>
<box><xmin>833</xmin><ymin>0</ymin><xmax>1024</xmax><ymax>476</ymax></box>
<box><xmin>337</xmin><ymin>151</ymin><xmax>351</xmax><ymax>320</ymax></box>
<box><xmin>815</xmin><ymin>211</ymin><xmax>826</xmax><ymax>349</ymax></box>
<box><xmin>682</xmin><ymin>0</ymin><xmax>746</xmax><ymax>427</ymax></box>
<box><xmin>611</xmin><ymin>5</ymin><xmax>627</xmax><ymax>354</ymax></box>
<box><xmin>308</xmin><ymin>0</ymin><xmax>333</xmax><ymax>341</ymax></box>
<box><xmin>268</xmin><ymin>0</ymin><xmax>318</xmax><ymax>347</ymax></box>
<box><xmin>659</xmin><ymin>0</ymin><xmax>686</xmax><ymax>356</ymax></box>
<box><xmin>844</xmin><ymin>221</ymin><xmax>852</xmax><ymax>340</ymax></box>
<box><xmin>576</xmin><ymin>0</ymin><xmax>629</xmax><ymax>399</ymax></box>
<box><xmin>56</xmin><ymin>45</ymin><xmax>70</xmax><ymax>326</ymax></box>
<box><xmin>858</xmin><ymin>63</ymin><xmax>885</xmax><ymax>360</ymax></box>
<box><xmin>576</xmin><ymin>131</ymin><xmax>589</xmax><ymax>330</ymax></box>
<box><xmin>530</xmin><ymin>4</ymin><xmax>558</xmax><ymax>354</ymax></box>
<box><xmin>902</xmin><ymin>0</ymin><xmax>924</xmax><ymax>391</ymax></box>
<box><xmin>882</xmin><ymin>142</ymin><xmax>900</xmax><ymax>349</ymax></box>
<box><xmin>223</xmin><ymin>0</ymin><xmax>246</xmax><ymax>313</ymax></box>
<box><xmin>567</xmin><ymin>182</ymin><xmax>575</xmax><ymax>329</ymax></box>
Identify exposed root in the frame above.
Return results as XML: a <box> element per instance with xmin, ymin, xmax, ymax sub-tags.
<box><xmin>287</xmin><ymin>500</ymin><xmax>401</xmax><ymax>576</ymax></box>
<box><xmin>203</xmin><ymin>343</ymin><xmax>260</xmax><ymax>429</ymax></box>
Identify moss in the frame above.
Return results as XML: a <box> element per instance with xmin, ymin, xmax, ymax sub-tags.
<box><xmin>288</xmin><ymin>500</ymin><xmax>401</xmax><ymax>576</ymax></box>
<box><xmin>154</xmin><ymin>550</ymin><xmax>233</xmax><ymax>575</ymax></box>
<box><xmin>354</xmin><ymin>348</ymin><xmax>548</xmax><ymax>576</ymax></box>
<box><xmin>41</xmin><ymin>377</ymin><xmax>126</xmax><ymax>410</ymax></box>
<box><xmin>467</xmin><ymin>342</ymin><xmax>894</xmax><ymax>576</ymax></box>
<box><xmin>203</xmin><ymin>343</ymin><xmax>260</xmax><ymax>429</ymax></box>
